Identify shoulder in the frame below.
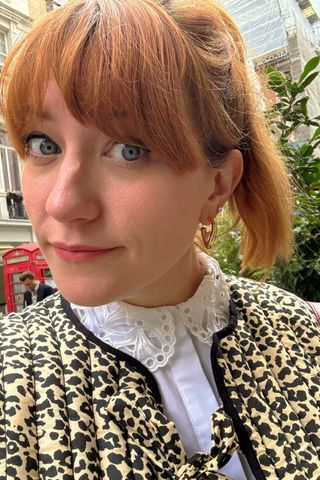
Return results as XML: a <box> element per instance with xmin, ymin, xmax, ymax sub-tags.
<box><xmin>226</xmin><ymin>275</ymin><xmax>320</xmax><ymax>359</ymax></box>
<box><xmin>226</xmin><ymin>275</ymin><xmax>314</xmax><ymax>319</ymax></box>
<box><xmin>0</xmin><ymin>292</ymin><xmax>61</xmax><ymax>335</ymax></box>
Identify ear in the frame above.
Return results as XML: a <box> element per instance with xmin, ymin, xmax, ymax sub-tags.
<box><xmin>200</xmin><ymin>149</ymin><xmax>243</xmax><ymax>223</ymax></box>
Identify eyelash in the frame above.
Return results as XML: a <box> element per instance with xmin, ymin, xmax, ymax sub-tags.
<box><xmin>108</xmin><ymin>142</ymin><xmax>150</xmax><ymax>168</ymax></box>
<box><xmin>24</xmin><ymin>133</ymin><xmax>59</xmax><ymax>161</ymax></box>
<box><xmin>23</xmin><ymin>133</ymin><xmax>151</xmax><ymax>168</ymax></box>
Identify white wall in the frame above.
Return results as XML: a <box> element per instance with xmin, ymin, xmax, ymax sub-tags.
<box><xmin>0</xmin><ymin>0</ymin><xmax>30</xmax><ymax>69</ymax></box>
<box><xmin>0</xmin><ymin>221</ymin><xmax>34</xmax><ymax>244</ymax></box>
<box><xmin>0</xmin><ymin>193</ymin><xmax>8</xmax><ymax>220</ymax></box>
<box><xmin>0</xmin><ymin>0</ymin><xmax>29</xmax><ymax>17</ymax></box>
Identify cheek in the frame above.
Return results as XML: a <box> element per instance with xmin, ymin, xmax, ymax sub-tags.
<box><xmin>113</xmin><ymin>179</ymin><xmax>201</xmax><ymax>239</ymax></box>
<box><xmin>22</xmin><ymin>169</ymin><xmax>34</xmax><ymax>213</ymax></box>
<box><xmin>22</xmin><ymin>167</ymin><xmax>47</xmax><ymax>221</ymax></box>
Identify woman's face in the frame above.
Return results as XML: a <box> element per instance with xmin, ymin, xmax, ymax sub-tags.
<box><xmin>22</xmin><ymin>81</ymin><xmax>232</xmax><ymax>307</ymax></box>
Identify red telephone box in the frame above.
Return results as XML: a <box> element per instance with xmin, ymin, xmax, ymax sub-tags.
<box><xmin>3</xmin><ymin>242</ymin><xmax>56</xmax><ymax>313</ymax></box>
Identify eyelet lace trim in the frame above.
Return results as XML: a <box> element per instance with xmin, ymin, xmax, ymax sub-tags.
<box><xmin>73</xmin><ymin>302</ymin><xmax>176</xmax><ymax>371</ymax></box>
<box><xmin>72</xmin><ymin>255</ymin><xmax>229</xmax><ymax>372</ymax></box>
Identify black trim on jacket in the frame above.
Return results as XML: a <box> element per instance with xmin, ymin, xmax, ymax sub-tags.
<box><xmin>211</xmin><ymin>298</ymin><xmax>265</xmax><ymax>480</ymax></box>
<box><xmin>62</xmin><ymin>293</ymin><xmax>265</xmax><ymax>479</ymax></box>
<box><xmin>60</xmin><ymin>295</ymin><xmax>162</xmax><ymax>405</ymax></box>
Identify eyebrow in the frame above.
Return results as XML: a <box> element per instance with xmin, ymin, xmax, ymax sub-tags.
<box><xmin>35</xmin><ymin>110</ymin><xmax>59</xmax><ymax>122</ymax></box>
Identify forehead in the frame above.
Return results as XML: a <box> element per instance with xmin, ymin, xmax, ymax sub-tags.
<box><xmin>42</xmin><ymin>80</ymin><xmax>128</xmax><ymax>126</ymax></box>
<box><xmin>42</xmin><ymin>80</ymin><xmax>68</xmax><ymax>118</ymax></box>
<box><xmin>38</xmin><ymin>80</ymin><xmax>142</xmax><ymax>149</ymax></box>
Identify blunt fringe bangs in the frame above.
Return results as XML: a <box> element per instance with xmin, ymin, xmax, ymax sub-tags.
<box><xmin>1</xmin><ymin>0</ymin><xmax>209</xmax><ymax>169</ymax></box>
<box><xmin>0</xmin><ymin>0</ymin><xmax>293</xmax><ymax>272</ymax></box>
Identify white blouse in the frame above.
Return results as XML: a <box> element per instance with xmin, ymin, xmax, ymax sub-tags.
<box><xmin>71</xmin><ymin>254</ymin><xmax>254</xmax><ymax>479</ymax></box>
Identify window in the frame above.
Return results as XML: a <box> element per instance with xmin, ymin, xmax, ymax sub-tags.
<box><xmin>0</xmin><ymin>30</ymin><xmax>8</xmax><ymax>64</ymax></box>
<box><xmin>46</xmin><ymin>0</ymin><xmax>67</xmax><ymax>10</ymax></box>
<box><xmin>0</xmin><ymin>132</ymin><xmax>21</xmax><ymax>192</ymax></box>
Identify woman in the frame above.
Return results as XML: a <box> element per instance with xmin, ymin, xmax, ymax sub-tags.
<box><xmin>0</xmin><ymin>0</ymin><xmax>319</xmax><ymax>479</ymax></box>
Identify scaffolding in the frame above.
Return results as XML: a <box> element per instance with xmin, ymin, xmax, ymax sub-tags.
<box><xmin>220</xmin><ymin>0</ymin><xmax>320</xmax><ymax>123</ymax></box>
<box><xmin>220</xmin><ymin>0</ymin><xmax>319</xmax><ymax>64</ymax></box>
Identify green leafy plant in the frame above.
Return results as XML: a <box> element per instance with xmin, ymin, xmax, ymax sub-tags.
<box><xmin>212</xmin><ymin>56</ymin><xmax>320</xmax><ymax>301</ymax></box>
<box><xmin>266</xmin><ymin>56</ymin><xmax>320</xmax><ymax>300</ymax></box>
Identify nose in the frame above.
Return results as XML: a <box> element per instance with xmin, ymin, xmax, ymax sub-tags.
<box><xmin>45</xmin><ymin>152</ymin><xmax>101</xmax><ymax>223</ymax></box>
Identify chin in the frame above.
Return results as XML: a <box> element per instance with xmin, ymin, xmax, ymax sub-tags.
<box><xmin>56</xmin><ymin>278</ymin><xmax>123</xmax><ymax>307</ymax></box>
<box><xmin>66</xmin><ymin>291</ymin><xmax>114</xmax><ymax>307</ymax></box>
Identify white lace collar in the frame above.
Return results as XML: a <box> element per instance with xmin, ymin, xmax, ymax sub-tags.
<box><xmin>71</xmin><ymin>254</ymin><xmax>230</xmax><ymax>372</ymax></box>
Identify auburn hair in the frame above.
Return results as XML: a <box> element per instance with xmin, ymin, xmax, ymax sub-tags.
<box><xmin>0</xmin><ymin>0</ymin><xmax>293</xmax><ymax>271</ymax></box>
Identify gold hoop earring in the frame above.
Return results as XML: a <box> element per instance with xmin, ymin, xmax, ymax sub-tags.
<box><xmin>199</xmin><ymin>207</ymin><xmax>222</xmax><ymax>249</ymax></box>
<box><xmin>200</xmin><ymin>219</ymin><xmax>216</xmax><ymax>249</ymax></box>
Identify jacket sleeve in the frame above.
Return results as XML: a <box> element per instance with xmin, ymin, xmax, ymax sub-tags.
<box><xmin>256</xmin><ymin>282</ymin><xmax>320</xmax><ymax>371</ymax></box>
<box><xmin>38</xmin><ymin>283</ymin><xmax>56</xmax><ymax>302</ymax></box>
<box><xmin>43</xmin><ymin>284</ymin><xmax>56</xmax><ymax>296</ymax></box>
<box><xmin>0</xmin><ymin>311</ymin><xmax>39</xmax><ymax>478</ymax></box>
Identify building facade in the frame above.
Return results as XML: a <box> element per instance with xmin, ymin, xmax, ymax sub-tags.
<box><xmin>45</xmin><ymin>0</ymin><xmax>68</xmax><ymax>10</ymax></box>
<box><xmin>28</xmin><ymin>0</ymin><xmax>47</xmax><ymax>20</ymax></box>
<box><xmin>0</xmin><ymin>1</ymin><xmax>48</xmax><ymax>309</ymax></box>
<box><xmin>0</xmin><ymin>1</ymin><xmax>34</xmax><ymax>254</ymax></box>
<box><xmin>221</xmin><ymin>0</ymin><xmax>320</xmax><ymax>118</ymax></box>
<box><xmin>0</xmin><ymin>1</ymin><xmax>49</xmax><ymax>249</ymax></box>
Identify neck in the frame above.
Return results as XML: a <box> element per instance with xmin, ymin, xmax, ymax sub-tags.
<box><xmin>123</xmin><ymin>248</ymin><xmax>207</xmax><ymax>308</ymax></box>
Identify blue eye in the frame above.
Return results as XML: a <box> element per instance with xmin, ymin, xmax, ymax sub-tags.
<box><xmin>110</xmin><ymin>143</ymin><xmax>149</xmax><ymax>162</ymax></box>
<box><xmin>26</xmin><ymin>134</ymin><xmax>61</xmax><ymax>157</ymax></box>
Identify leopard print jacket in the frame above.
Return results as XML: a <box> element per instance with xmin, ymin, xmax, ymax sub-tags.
<box><xmin>0</xmin><ymin>277</ymin><xmax>319</xmax><ymax>480</ymax></box>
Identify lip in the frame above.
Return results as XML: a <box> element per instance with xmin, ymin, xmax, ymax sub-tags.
<box><xmin>52</xmin><ymin>243</ymin><xmax>119</xmax><ymax>261</ymax></box>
